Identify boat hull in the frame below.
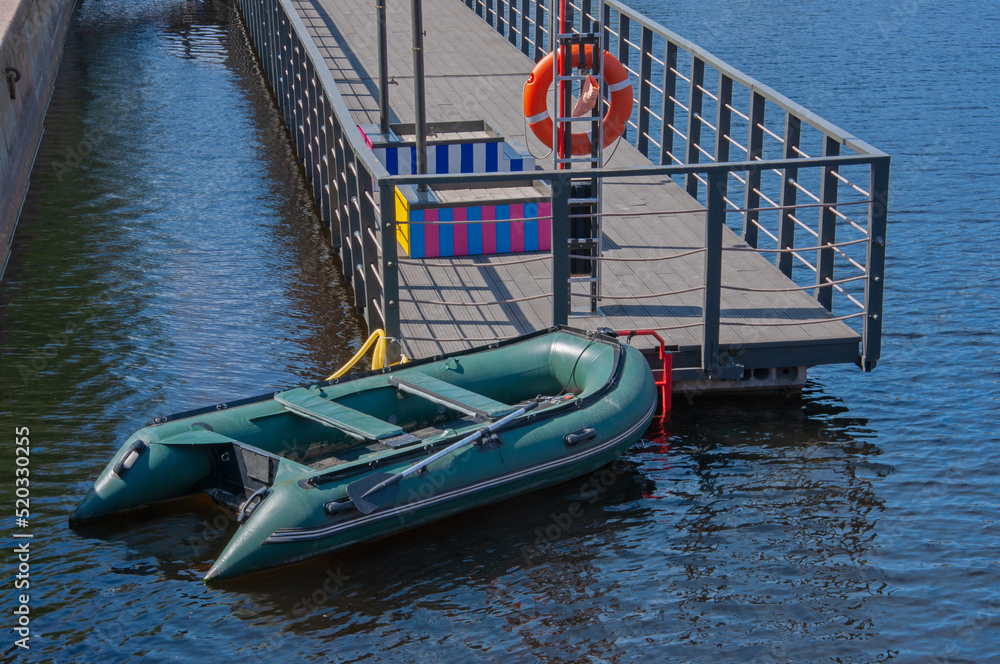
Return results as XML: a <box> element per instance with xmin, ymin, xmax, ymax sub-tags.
<box><xmin>70</xmin><ymin>327</ymin><xmax>657</xmax><ymax>581</ymax></box>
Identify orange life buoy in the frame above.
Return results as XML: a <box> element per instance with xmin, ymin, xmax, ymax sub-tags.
<box><xmin>522</xmin><ymin>45</ymin><xmax>634</xmax><ymax>156</ymax></box>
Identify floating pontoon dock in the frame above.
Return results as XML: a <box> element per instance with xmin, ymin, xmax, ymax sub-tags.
<box><xmin>234</xmin><ymin>0</ymin><xmax>889</xmax><ymax>391</ymax></box>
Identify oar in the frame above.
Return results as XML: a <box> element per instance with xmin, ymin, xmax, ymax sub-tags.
<box><xmin>347</xmin><ymin>401</ymin><xmax>539</xmax><ymax>514</ymax></box>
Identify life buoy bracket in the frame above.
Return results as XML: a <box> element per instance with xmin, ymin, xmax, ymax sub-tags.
<box><xmin>522</xmin><ymin>45</ymin><xmax>634</xmax><ymax>156</ymax></box>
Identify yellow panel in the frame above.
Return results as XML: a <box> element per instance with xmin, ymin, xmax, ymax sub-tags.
<box><xmin>394</xmin><ymin>187</ymin><xmax>410</xmax><ymax>256</ymax></box>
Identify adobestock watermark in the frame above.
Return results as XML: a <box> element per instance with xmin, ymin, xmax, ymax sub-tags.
<box><xmin>45</xmin><ymin>94</ymin><xmax>140</xmax><ymax>183</ymax></box>
<box><xmin>10</xmin><ymin>285</ymin><xmax>124</xmax><ymax>387</ymax></box>
<box><xmin>186</xmin><ymin>435</ymin><xmax>306</xmax><ymax>558</ymax></box>
<box><xmin>10</xmin><ymin>427</ymin><xmax>33</xmax><ymax>652</ymax></box>
<box><xmin>393</xmin><ymin>457</ymin><xmax>462</xmax><ymax>526</ymax></box>
<box><xmin>288</xmin><ymin>566</ymin><xmax>350</xmax><ymax>616</ymax></box>
<box><xmin>519</xmin><ymin>458</ymin><xmax>632</xmax><ymax>564</ymax></box>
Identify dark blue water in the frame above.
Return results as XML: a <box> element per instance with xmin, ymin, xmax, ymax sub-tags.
<box><xmin>1</xmin><ymin>0</ymin><xmax>998</xmax><ymax>661</ymax></box>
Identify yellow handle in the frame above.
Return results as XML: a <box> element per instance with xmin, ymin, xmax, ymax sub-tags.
<box><xmin>325</xmin><ymin>330</ymin><xmax>406</xmax><ymax>381</ymax></box>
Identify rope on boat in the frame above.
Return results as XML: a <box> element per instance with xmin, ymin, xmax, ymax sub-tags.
<box><xmin>573</xmin><ymin>274</ymin><xmax>865</xmax><ymax>302</ymax></box>
<box><xmin>723</xmin><ymin>311</ymin><xmax>866</xmax><ymax>327</ymax></box>
<box><xmin>399</xmin><ymin>310</ymin><xmax>862</xmax><ymax>344</ymax></box>
<box><xmin>568</xmin><ymin>237</ymin><xmax>866</xmax><ymax>264</ymax></box>
<box><xmin>644</xmin><ymin>322</ymin><xmax>704</xmax><ymax>332</ymax></box>
<box><xmin>567</xmin><ymin>198</ymin><xmax>872</xmax><ymax>220</ymax></box>
<box><xmin>399</xmin><ymin>292</ymin><xmax>552</xmax><ymax>307</ymax></box>
<box><xmin>402</xmin><ymin>333</ymin><xmax>512</xmax><ymax>343</ymax></box>
<box><xmin>567</xmin><ymin>247</ymin><xmax>706</xmax><ymax>262</ymax></box>
<box><xmin>720</xmin><ymin>274</ymin><xmax>867</xmax><ymax>294</ymax></box>
<box><xmin>396</xmin><ymin>236</ymin><xmax>866</xmax><ymax>272</ymax></box>
<box><xmin>725</xmin><ymin>237</ymin><xmax>869</xmax><ymax>253</ymax></box>
<box><xmin>571</xmin><ymin>286</ymin><xmax>704</xmax><ymax>301</ymax></box>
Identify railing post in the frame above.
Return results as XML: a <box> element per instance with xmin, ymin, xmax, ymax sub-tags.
<box><xmin>776</xmin><ymin>113</ymin><xmax>801</xmax><ymax>277</ymax></box>
<box><xmin>660</xmin><ymin>41</ymin><xmax>678</xmax><ymax>166</ymax></box>
<box><xmin>713</xmin><ymin>74</ymin><xmax>733</xmax><ymax>224</ymax></box>
<box><xmin>636</xmin><ymin>26</ymin><xmax>654</xmax><ymax>158</ymax></box>
<box><xmin>342</xmin><ymin>153</ymin><xmax>359</xmax><ymax>284</ymax></box>
<box><xmin>534</xmin><ymin>0</ymin><xmax>545</xmax><ymax>59</ymax></box>
<box><xmin>581</xmin><ymin>0</ymin><xmax>592</xmax><ymax>33</ymax></box>
<box><xmin>486</xmin><ymin>0</ymin><xmax>495</xmax><ymax>29</ymax></box>
<box><xmin>317</xmin><ymin>93</ymin><xmax>331</xmax><ymax>225</ymax></box>
<box><xmin>551</xmin><ymin>174</ymin><xmax>570</xmax><ymax>326</ymax></box>
<box><xmin>376</xmin><ymin>0</ymin><xmax>391</xmax><ymax>133</ymax></box>
<box><xmin>379</xmin><ymin>183</ymin><xmax>401</xmax><ymax>340</ymax></box>
<box><xmin>602</xmin><ymin>3</ymin><xmax>611</xmax><ymax>66</ymax></box>
<box><xmin>291</xmin><ymin>37</ymin><xmax>301</xmax><ymax>156</ymax></box>
<box><xmin>331</xmin><ymin>115</ymin><xmax>348</xmax><ymax>252</ymax></box>
<box><xmin>702</xmin><ymin>169</ymin><xmax>726</xmax><ymax>374</ymax></box>
<box><xmin>742</xmin><ymin>91</ymin><xmax>765</xmax><ymax>248</ymax></box>
<box><xmin>305</xmin><ymin>63</ymin><xmax>319</xmax><ymax>191</ymax></box>
<box><xmin>815</xmin><ymin>135</ymin><xmax>840</xmax><ymax>310</ymax></box>
<box><xmin>862</xmin><ymin>159</ymin><xmax>889</xmax><ymax>371</ymax></box>
<box><xmin>714</xmin><ymin>75</ymin><xmax>733</xmax><ymax>164</ymax></box>
<box><xmin>617</xmin><ymin>13</ymin><xmax>630</xmax><ymax>140</ymax></box>
<box><xmin>294</xmin><ymin>40</ymin><xmax>307</xmax><ymax>160</ymax></box>
<box><xmin>349</xmin><ymin>161</ymin><xmax>365</xmax><ymax>310</ymax></box>
<box><xmin>245</xmin><ymin>0</ymin><xmax>257</xmax><ymax>57</ymax></box>
<box><xmin>272</xmin><ymin>3</ymin><xmax>283</xmax><ymax>97</ymax></box>
<box><xmin>507</xmin><ymin>0</ymin><xmax>517</xmax><ymax>46</ymax></box>
<box><xmin>258</xmin><ymin>0</ymin><xmax>268</xmax><ymax>81</ymax></box>
<box><xmin>267</xmin><ymin>1</ymin><xmax>279</xmax><ymax>90</ymax></box>
<box><xmin>359</xmin><ymin>162</ymin><xmax>382</xmax><ymax>332</ymax></box>
<box><xmin>685</xmin><ymin>57</ymin><xmax>705</xmax><ymax>198</ymax></box>
<box><xmin>279</xmin><ymin>15</ymin><xmax>292</xmax><ymax>125</ymax></box>
<box><xmin>520</xmin><ymin>0</ymin><xmax>531</xmax><ymax>56</ymax></box>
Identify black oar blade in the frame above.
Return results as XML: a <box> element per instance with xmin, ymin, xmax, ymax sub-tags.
<box><xmin>347</xmin><ymin>472</ymin><xmax>401</xmax><ymax>515</ymax></box>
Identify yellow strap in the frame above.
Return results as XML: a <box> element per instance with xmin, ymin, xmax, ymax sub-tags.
<box><xmin>326</xmin><ymin>330</ymin><xmax>385</xmax><ymax>380</ymax></box>
<box><xmin>325</xmin><ymin>330</ymin><xmax>407</xmax><ymax>381</ymax></box>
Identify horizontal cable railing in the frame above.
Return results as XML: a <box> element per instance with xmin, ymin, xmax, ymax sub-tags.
<box><xmin>237</xmin><ymin>0</ymin><xmax>889</xmax><ymax>374</ymax></box>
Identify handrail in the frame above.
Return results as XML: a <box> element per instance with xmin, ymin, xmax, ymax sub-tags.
<box><xmin>379</xmin><ymin>153</ymin><xmax>887</xmax><ymax>187</ymax></box>
<box><xmin>275</xmin><ymin>0</ymin><xmax>389</xmax><ymax>180</ymax></box>
<box><xmin>602</xmin><ymin>0</ymin><xmax>886</xmax><ymax>157</ymax></box>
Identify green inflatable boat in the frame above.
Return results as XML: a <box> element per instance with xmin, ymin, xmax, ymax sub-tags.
<box><xmin>70</xmin><ymin>327</ymin><xmax>657</xmax><ymax>582</ymax></box>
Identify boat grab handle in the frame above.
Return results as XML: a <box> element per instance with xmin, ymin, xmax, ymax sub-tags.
<box><xmin>237</xmin><ymin>487</ymin><xmax>271</xmax><ymax>524</ymax></box>
<box><xmin>564</xmin><ymin>428</ymin><xmax>597</xmax><ymax>448</ymax></box>
<box><xmin>112</xmin><ymin>440</ymin><xmax>148</xmax><ymax>479</ymax></box>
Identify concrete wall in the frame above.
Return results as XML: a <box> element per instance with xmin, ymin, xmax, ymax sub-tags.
<box><xmin>0</xmin><ymin>0</ymin><xmax>75</xmax><ymax>279</ymax></box>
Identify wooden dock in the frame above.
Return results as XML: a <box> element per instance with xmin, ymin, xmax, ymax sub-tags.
<box><xmin>236</xmin><ymin>0</ymin><xmax>889</xmax><ymax>389</ymax></box>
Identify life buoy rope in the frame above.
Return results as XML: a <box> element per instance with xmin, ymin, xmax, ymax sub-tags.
<box><xmin>522</xmin><ymin>45</ymin><xmax>634</xmax><ymax>156</ymax></box>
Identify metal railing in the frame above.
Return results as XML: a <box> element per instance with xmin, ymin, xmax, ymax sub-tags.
<box><xmin>235</xmin><ymin>0</ymin><xmax>888</xmax><ymax>373</ymax></box>
<box><xmin>467</xmin><ymin>0</ymin><xmax>887</xmax><ymax>328</ymax></box>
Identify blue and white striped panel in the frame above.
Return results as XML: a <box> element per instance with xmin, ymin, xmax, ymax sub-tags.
<box><xmin>374</xmin><ymin>140</ymin><xmax>536</xmax><ymax>187</ymax></box>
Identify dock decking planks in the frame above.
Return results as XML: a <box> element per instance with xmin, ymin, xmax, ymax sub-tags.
<box><xmin>292</xmin><ymin>0</ymin><xmax>860</xmax><ymax>361</ymax></box>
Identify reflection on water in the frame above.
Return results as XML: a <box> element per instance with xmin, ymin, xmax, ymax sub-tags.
<box><xmin>1</xmin><ymin>0</ymin><xmax>997</xmax><ymax>662</ymax></box>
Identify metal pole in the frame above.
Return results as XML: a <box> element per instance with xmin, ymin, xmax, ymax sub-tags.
<box><xmin>551</xmin><ymin>174</ymin><xmax>570</xmax><ymax>326</ymax></box>
<box><xmin>702</xmin><ymin>170</ymin><xmax>725</xmax><ymax>375</ymax></box>
<box><xmin>376</xmin><ymin>0</ymin><xmax>390</xmax><ymax>134</ymax></box>
<box><xmin>861</xmin><ymin>159</ymin><xmax>889</xmax><ymax>372</ymax></box>
<box><xmin>411</xmin><ymin>0</ymin><xmax>429</xmax><ymax>190</ymax></box>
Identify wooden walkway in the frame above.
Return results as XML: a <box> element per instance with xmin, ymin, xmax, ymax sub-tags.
<box><xmin>290</xmin><ymin>0</ymin><xmax>860</xmax><ymax>374</ymax></box>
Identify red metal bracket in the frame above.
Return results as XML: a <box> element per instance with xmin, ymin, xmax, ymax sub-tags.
<box><xmin>617</xmin><ymin>330</ymin><xmax>672</xmax><ymax>417</ymax></box>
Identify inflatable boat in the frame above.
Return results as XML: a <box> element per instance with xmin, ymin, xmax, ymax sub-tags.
<box><xmin>70</xmin><ymin>327</ymin><xmax>657</xmax><ymax>581</ymax></box>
